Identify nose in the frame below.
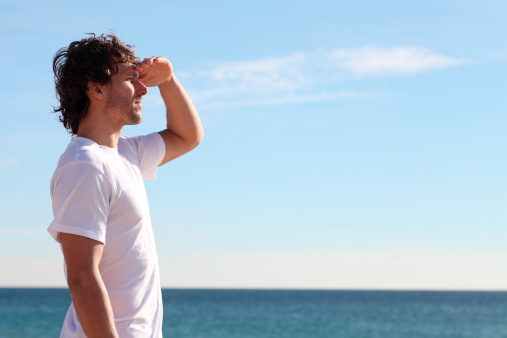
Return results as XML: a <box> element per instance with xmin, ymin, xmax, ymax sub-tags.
<box><xmin>136</xmin><ymin>81</ymin><xmax>148</xmax><ymax>96</ymax></box>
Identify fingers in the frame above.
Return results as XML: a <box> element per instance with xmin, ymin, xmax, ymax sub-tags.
<box><xmin>132</xmin><ymin>56</ymin><xmax>172</xmax><ymax>87</ymax></box>
<box><xmin>135</xmin><ymin>57</ymin><xmax>152</xmax><ymax>72</ymax></box>
<box><xmin>135</xmin><ymin>56</ymin><xmax>165</xmax><ymax>72</ymax></box>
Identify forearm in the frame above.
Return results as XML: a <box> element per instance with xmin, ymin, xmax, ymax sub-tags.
<box><xmin>68</xmin><ymin>274</ymin><xmax>118</xmax><ymax>338</ymax></box>
<box><xmin>158</xmin><ymin>75</ymin><xmax>204</xmax><ymax>144</ymax></box>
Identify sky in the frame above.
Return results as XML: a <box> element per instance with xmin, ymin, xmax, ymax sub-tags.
<box><xmin>0</xmin><ymin>0</ymin><xmax>505</xmax><ymax>289</ymax></box>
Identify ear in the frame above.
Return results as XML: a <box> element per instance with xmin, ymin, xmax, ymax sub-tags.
<box><xmin>87</xmin><ymin>82</ymin><xmax>105</xmax><ymax>100</ymax></box>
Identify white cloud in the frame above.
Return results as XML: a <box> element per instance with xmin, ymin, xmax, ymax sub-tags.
<box><xmin>199</xmin><ymin>53</ymin><xmax>308</xmax><ymax>94</ymax></box>
<box><xmin>179</xmin><ymin>47</ymin><xmax>467</xmax><ymax>109</ymax></box>
<box><xmin>328</xmin><ymin>47</ymin><xmax>465</xmax><ymax>75</ymax></box>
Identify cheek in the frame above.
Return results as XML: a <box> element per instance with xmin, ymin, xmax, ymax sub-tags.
<box><xmin>120</xmin><ymin>83</ymin><xmax>136</xmax><ymax>97</ymax></box>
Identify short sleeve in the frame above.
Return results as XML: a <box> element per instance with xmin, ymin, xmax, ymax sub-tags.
<box><xmin>48</xmin><ymin>162</ymin><xmax>112</xmax><ymax>244</ymax></box>
<box><xmin>121</xmin><ymin>132</ymin><xmax>166</xmax><ymax>181</ymax></box>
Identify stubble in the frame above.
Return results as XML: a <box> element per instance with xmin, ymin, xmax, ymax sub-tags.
<box><xmin>104</xmin><ymin>88</ymin><xmax>142</xmax><ymax>127</ymax></box>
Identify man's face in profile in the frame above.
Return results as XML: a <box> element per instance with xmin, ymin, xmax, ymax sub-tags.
<box><xmin>104</xmin><ymin>63</ymin><xmax>148</xmax><ymax>126</ymax></box>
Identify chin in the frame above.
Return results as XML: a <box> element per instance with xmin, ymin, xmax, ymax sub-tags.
<box><xmin>125</xmin><ymin>112</ymin><xmax>143</xmax><ymax>125</ymax></box>
<box><xmin>131</xmin><ymin>116</ymin><xmax>143</xmax><ymax>125</ymax></box>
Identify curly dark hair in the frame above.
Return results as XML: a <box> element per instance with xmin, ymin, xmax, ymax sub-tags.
<box><xmin>52</xmin><ymin>33</ymin><xmax>140</xmax><ymax>135</ymax></box>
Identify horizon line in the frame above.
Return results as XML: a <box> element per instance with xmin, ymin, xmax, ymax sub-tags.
<box><xmin>2</xmin><ymin>286</ymin><xmax>507</xmax><ymax>292</ymax></box>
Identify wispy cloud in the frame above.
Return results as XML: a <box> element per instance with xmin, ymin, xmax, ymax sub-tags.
<box><xmin>0</xmin><ymin>158</ymin><xmax>21</xmax><ymax>167</ymax></box>
<box><xmin>179</xmin><ymin>47</ymin><xmax>467</xmax><ymax>109</ymax></box>
<box><xmin>327</xmin><ymin>47</ymin><xmax>464</xmax><ymax>75</ymax></box>
<box><xmin>198</xmin><ymin>91</ymin><xmax>379</xmax><ymax>110</ymax></box>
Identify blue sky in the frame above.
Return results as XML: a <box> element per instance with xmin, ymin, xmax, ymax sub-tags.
<box><xmin>0</xmin><ymin>0</ymin><xmax>505</xmax><ymax>289</ymax></box>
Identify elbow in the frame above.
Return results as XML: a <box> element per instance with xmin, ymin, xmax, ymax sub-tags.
<box><xmin>66</xmin><ymin>269</ymin><xmax>97</xmax><ymax>293</ymax></box>
<box><xmin>66</xmin><ymin>275</ymin><xmax>86</xmax><ymax>295</ymax></box>
<box><xmin>195</xmin><ymin>127</ymin><xmax>204</xmax><ymax>146</ymax></box>
<box><xmin>189</xmin><ymin>127</ymin><xmax>204</xmax><ymax>150</ymax></box>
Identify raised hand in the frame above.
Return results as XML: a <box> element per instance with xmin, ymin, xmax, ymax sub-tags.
<box><xmin>134</xmin><ymin>56</ymin><xmax>174</xmax><ymax>88</ymax></box>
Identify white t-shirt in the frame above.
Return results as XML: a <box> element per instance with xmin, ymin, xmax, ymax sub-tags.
<box><xmin>48</xmin><ymin>132</ymin><xmax>166</xmax><ymax>338</ymax></box>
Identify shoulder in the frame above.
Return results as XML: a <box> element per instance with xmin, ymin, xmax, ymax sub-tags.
<box><xmin>55</xmin><ymin>138</ymin><xmax>109</xmax><ymax>174</ymax></box>
<box><xmin>52</xmin><ymin>138</ymin><xmax>117</xmax><ymax>190</ymax></box>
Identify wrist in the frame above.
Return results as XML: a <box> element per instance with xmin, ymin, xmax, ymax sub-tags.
<box><xmin>158</xmin><ymin>75</ymin><xmax>175</xmax><ymax>89</ymax></box>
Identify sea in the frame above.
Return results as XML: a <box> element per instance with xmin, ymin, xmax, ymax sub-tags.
<box><xmin>1</xmin><ymin>288</ymin><xmax>506</xmax><ymax>338</ymax></box>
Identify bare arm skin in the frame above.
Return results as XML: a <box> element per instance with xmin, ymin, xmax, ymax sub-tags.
<box><xmin>60</xmin><ymin>233</ymin><xmax>119</xmax><ymax>338</ymax></box>
<box><xmin>135</xmin><ymin>57</ymin><xmax>204</xmax><ymax>165</ymax></box>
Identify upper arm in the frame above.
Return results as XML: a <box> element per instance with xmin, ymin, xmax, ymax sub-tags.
<box><xmin>158</xmin><ymin>129</ymin><xmax>201</xmax><ymax>166</ymax></box>
<box><xmin>61</xmin><ymin>233</ymin><xmax>104</xmax><ymax>283</ymax></box>
<box><xmin>49</xmin><ymin>163</ymin><xmax>111</xmax><ymax>244</ymax></box>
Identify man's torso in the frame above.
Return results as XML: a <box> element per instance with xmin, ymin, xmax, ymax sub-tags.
<box><xmin>48</xmin><ymin>133</ymin><xmax>165</xmax><ymax>337</ymax></box>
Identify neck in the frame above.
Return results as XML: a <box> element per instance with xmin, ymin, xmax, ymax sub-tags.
<box><xmin>77</xmin><ymin>128</ymin><xmax>122</xmax><ymax>148</ymax></box>
<box><xmin>76</xmin><ymin>110</ymin><xmax>123</xmax><ymax>148</ymax></box>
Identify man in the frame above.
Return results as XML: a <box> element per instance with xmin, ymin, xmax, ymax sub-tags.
<box><xmin>48</xmin><ymin>33</ymin><xmax>203</xmax><ymax>337</ymax></box>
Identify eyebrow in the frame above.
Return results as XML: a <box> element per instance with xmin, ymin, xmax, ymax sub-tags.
<box><xmin>126</xmin><ymin>71</ymin><xmax>139</xmax><ymax>78</ymax></box>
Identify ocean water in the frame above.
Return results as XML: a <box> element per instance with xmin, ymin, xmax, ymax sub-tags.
<box><xmin>1</xmin><ymin>289</ymin><xmax>507</xmax><ymax>337</ymax></box>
